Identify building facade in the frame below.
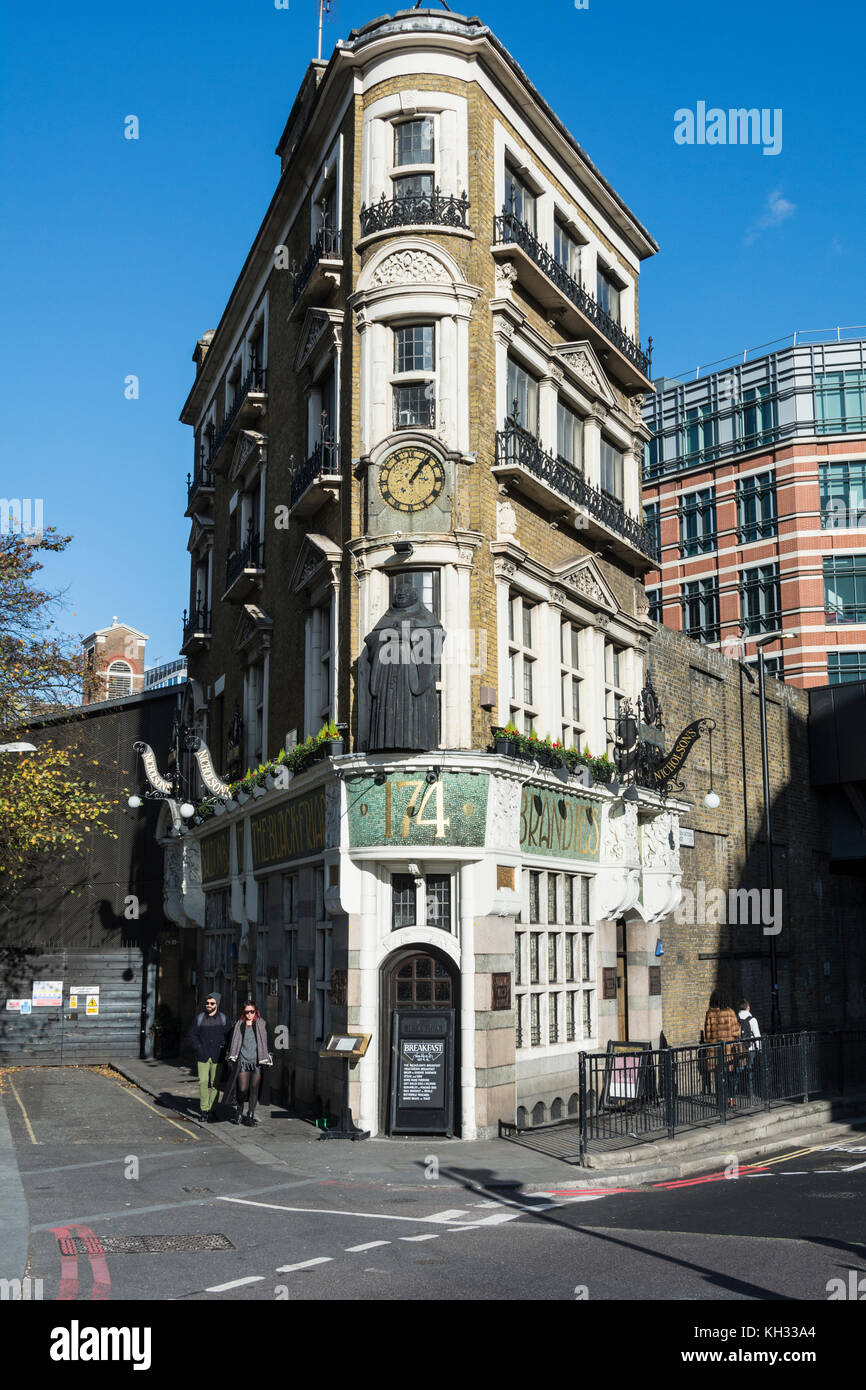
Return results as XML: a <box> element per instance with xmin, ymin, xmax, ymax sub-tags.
<box><xmin>83</xmin><ymin>618</ymin><xmax>148</xmax><ymax>702</ymax></box>
<box><xmin>162</xmin><ymin>8</ymin><xmax>699</xmax><ymax>1140</ymax></box>
<box><xmin>642</xmin><ymin>333</ymin><xmax>866</xmax><ymax>687</ymax></box>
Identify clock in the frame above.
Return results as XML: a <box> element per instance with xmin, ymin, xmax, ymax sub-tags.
<box><xmin>378</xmin><ymin>447</ymin><xmax>446</xmax><ymax>514</ymax></box>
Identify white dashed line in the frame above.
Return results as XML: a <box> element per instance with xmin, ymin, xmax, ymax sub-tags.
<box><xmin>401</xmin><ymin>1234</ymin><xmax>439</xmax><ymax>1242</ymax></box>
<box><xmin>205</xmin><ymin>1276</ymin><xmax>266</xmax><ymax>1292</ymax></box>
<box><xmin>345</xmin><ymin>1241</ymin><xmax>391</xmax><ymax>1252</ymax></box>
<box><xmin>275</xmin><ymin>1257</ymin><xmax>333</xmax><ymax>1273</ymax></box>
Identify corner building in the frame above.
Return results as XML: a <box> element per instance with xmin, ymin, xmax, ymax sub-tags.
<box><xmin>166</xmin><ymin>9</ymin><xmax>682</xmax><ymax>1138</ymax></box>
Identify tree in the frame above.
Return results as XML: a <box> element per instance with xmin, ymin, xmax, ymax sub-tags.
<box><xmin>0</xmin><ymin>530</ymin><xmax>116</xmax><ymax>894</ymax></box>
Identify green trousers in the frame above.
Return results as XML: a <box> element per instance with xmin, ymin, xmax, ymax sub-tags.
<box><xmin>197</xmin><ymin>1059</ymin><xmax>220</xmax><ymax>1113</ymax></box>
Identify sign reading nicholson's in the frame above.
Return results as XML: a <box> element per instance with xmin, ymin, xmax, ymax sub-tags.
<box><xmin>250</xmin><ymin>788</ymin><xmax>327</xmax><ymax>870</ymax></box>
<box><xmin>348</xmin><ymin>772</ymin><xmax>488</xmax><ymax>849</ymax></box>
<box><xmin>201</xmin><ymin>828</ymin><xmax>231</xmax><ymax>883</ymax></box>
<box><xmin>520</xmin><ymin>784</ymin><xmax>600</xmax><ymax>862</ymax></box>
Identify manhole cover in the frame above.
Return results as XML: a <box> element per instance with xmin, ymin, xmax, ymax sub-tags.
<box><xmin>59</xmin><ymin>1234</ymin><xmax>235</xmax><ymax>1255</ymax></box>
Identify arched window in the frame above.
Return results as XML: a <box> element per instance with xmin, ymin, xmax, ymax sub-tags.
<box><xmin>107</xmin><ymin>660</ymin><xmax>132</xmax><ymax>697</ymax></box>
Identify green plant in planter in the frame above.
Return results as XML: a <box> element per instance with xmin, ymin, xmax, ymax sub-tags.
<box><xmin>316</xmin><ymin>721</ymin><xmax>341</xmax><ymax>744</ymax></box>
<box><xmin>590</xmin><ymin>754</ymin><xmax>616</xmax><ymax>784</ymax></box>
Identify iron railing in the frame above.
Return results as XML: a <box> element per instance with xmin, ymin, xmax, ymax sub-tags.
<box><xmin>495</xmin><ymin>418</ymin><xmax>660</xmax><ymax>562</ymax></box>
<box><xmin>225</xmin><ymin>532</ymin><xmax>263</xmax><ymax>590</ymax></box>
<box><xmin>292</xmin><ymin>228</ymin><xmax>343</xmax><ymax>304</ymax></box>
<box><xmin>291</xmin><ymin>439</ymin><xmax>340</xmax><ymax>509</ymax></box>
<box><xmin>360</xmin><ymin>189</ymin><xmax>470</xmax><ymax>238</ymax></box>
<box><xmin>182</xmin><ymin>605</ymin><xmax>211</xmax><ymax>645</ymax></box>
<box><xmin>500</xmin><ymin>1030</ymin><xmax>864</xmax><ymax>1164</ymax></box>
<box><xmin>186</xmin><ymin>457</ymin><xmax>213</xmax><ymax>504</ymax></box>
<box><xmin>493</xmin><ymin>210</ymin><xmax>651</xmax><ymax>378</ymax></box>
<box><xmin>207</xmin><ymin>365</ymin><xmax>267</xmax><ymax>465</ymax></box>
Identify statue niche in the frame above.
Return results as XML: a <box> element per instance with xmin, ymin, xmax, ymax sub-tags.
<box><xmin>360</xmin><ymin>584</ymin><xmax>444</xmax><ymax>752</ymax></box>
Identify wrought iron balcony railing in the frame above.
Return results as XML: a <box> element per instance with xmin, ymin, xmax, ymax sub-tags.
<box><xmin>207</xmin><ymin>366</ymin><xmax>268</xmax><ymax>467</ymax></box>
<box><xmin>495</xmin><ymin>418</ymin><xmax>660</xmax><ymax>562</ymax></box>
<box><xmin>291</xmin><ymin>439</ymin><xmax>340</xmax><ymax>509</ymax></box>
<box><xmin>493</xmin><ymin>211</ymin><xmax>652</xmax><ymax>379</ymax></box>
<box><xmin>292</xmin><ymin>228</ymin><xmax>343</xmax><ymax>305</ymax></box>
<box><xmin>225</xmin><ymin>533</ymin><xmax>264</xmax><ymax>591</ymax></box>
<box><xmin>186</xmin><ymin>458</ymin><xmax>214</xmax><ymax>505</ymax></box>
<box><xmin>182</xmin><ymin>605</ymin><xmax>211</xmax><ymax>645</ymax></box>
<box><xmin>360</xmin><ymin>189</ymin><xmax>470</xmax><ymax>238</ymax></box>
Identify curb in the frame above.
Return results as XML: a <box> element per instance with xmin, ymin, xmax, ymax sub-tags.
<box><xmin>0</xmin><ymin>1094</ymin><xmax>31</xmax><ymax>1286</ymax></box>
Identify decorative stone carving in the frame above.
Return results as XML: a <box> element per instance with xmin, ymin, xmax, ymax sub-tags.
<box><xmin>549</xmin><ymin>586</ymin><xmax>566</xmax><ymax>608</ymax></box>
<box><xmin>560</xmin><ymin>348</ymin><xmax>604</xmax><ymax>395</ymax></box>
<box><xmin>296</xmin><ymin>312</ymin><xmax>329</xmax><ymax>370</ymax></box>
<box><xmin>641</xmin><ymin>812</ymin><xmax>679</xmax><ymax>873</ymax></box>
<box><xmin>371</xmin><ymin>250</ymin><xmax>447</xmax><ymax>287</ymax></box>
<box><xmin>594</xmin><ymin>614</ymin><xmax>611</xmax><ymax>632</ymax></box>
<box><xmin>627</xmin><ymin>392</ymin><xmax>645</xmax><ymax>422</ymax></box>
<box><xmin>486</xmin><ymin>776</ymin><xmax>523</xmax><ymax>852</ymax></box>
<box><xmin>603</xmin><ymin>801</ymin><xmax>639</xmax><ymax>865</ymax></box>
<box><xmin>496</xmin><ymin>499</ymin><xmax>517</xmax><ymax>539</ymax></box>
<box><xmin>495</xmin><ymin>262</ymin><xmax>519</xmax><ymax>292</ymax></box>
<box><xmin>568</xmin><ymin>568</ymin><xmax>607</xmax><ymax>606</ymax></box>
<box><xmin>635</xmin><ymin>591</ymin><xmax>650</xmax><ymax>617</ymax></box>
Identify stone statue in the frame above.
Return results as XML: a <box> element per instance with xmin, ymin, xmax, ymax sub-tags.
<box><xmin>360</xmin><ymin>584</ymin><xmax>444</xmax><ymax>752</ymax></box>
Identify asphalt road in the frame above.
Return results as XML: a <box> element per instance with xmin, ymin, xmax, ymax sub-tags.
<box><xmin>4</xmin><ymin>1067</ymin><xmax>865</xmax><ymax>1304</ymax></box>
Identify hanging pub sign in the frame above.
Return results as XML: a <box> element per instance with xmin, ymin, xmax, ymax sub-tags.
<box><xmin>389</xmin><ymin>1010</ymin><xmax>455</xmax><ymax>1136</ymax></box>
<box><xmin>194</xmin><ymin>742</ymin><xmax>232</xmax><ymax>798</ymax></box>
<box><xmin>134</xmin><ymin>742</ymin><xmax>173</xmax><ymax>795</ymax></box>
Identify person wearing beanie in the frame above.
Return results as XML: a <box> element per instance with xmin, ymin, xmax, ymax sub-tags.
<box><xmin>187</xmin><ymin>992</ymin><xmax>228</xmax><ymax>1122</ymax></box>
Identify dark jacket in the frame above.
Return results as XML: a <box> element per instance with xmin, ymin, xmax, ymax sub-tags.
<box><xmin>187</xmin><ymin>1011</ymin><xmax>228</xmax><ymax>1064</ymax></box>
<box><xmin>221</xmin><ymin>1016</ymin><xmax>272</xmax><ymax>1106</ymax></box>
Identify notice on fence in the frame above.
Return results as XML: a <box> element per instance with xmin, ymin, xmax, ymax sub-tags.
<box><xmin>32</xmin><ymin>981</ymin><xmax>63</xmax><ymax>1007</ymax></box>
<box><xmin>398</xmin><ymin>1040</ymin><xmax>446</xmax><ymax>1109</ymax></box>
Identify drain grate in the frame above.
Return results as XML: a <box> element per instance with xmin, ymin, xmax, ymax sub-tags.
<box><xmin>181</xmin><ymin>1186</ymin><xmax>214</xmax><ymax>1195</ymax></box>
<box><xmin>59</xmin><ymin>1234</ymin><xmax>235</xmax><ymax>1255</ymax></box>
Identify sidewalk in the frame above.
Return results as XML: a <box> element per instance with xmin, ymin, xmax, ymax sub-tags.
<box><xmin>112</xmin><ymin>1055</ymin><xmax>866</xmax><ymax>1192</ymax></box>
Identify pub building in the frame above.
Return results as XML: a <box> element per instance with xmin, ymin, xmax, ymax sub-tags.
<box><xmin>159</xmin><ymin>6</ymin><xmax>686</xmax><ymax>1138</ymax></box>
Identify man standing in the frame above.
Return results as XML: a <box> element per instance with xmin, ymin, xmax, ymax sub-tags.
<box><xmin>187</xmin><ymin>993</ymin><xmax>228</xmax><ymax>1122</ymax></box>
<box><xmin>737</xmin><ymin>998</ymin><xmax>762</xmax><ymax>1097</ymax></box>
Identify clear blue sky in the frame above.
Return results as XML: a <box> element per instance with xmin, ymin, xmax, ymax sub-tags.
<box><xmin>2</xmin><ymin>0</ymin><xmax>862</xmax><ymax>667</ymax></box>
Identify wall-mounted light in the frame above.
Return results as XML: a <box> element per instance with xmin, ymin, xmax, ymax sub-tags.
<box><xmin>392</xmin><ymin>538</ymin><xmax>414</xmax><ymax>560</ymax></box>
<box><xmin>425</xmin><ymin>765</ymin><xmax>441</xmax><ymax>785</ymax></box>
<box><xmin>127</xmin><ymin>795</ymin><xmax>142</xmax><ymax>810</ymax></box>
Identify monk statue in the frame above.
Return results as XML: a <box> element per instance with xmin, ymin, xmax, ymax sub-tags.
<box><xmin>360</xmin><ymin>583</ymin><xmax>445</xmax><ymax>752</ymax></box>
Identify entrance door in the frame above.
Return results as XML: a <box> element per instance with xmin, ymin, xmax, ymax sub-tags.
<box><xmin>616</xmin><ymin>919</ymin><xmax>629</xmax><ymax>1041</ymax></box>
<box><xmin>381</xmin><ymin>950</ymin><xmax>458</xmax><ymax>1134</ymax></box>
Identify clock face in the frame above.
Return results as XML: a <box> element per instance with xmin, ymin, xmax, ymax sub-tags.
<box><xmin>378</xmin><ymin>448</ymin><xmax>446</xmax><ymax>514</ymax></box>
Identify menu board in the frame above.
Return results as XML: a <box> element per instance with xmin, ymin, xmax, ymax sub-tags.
<box><xmin>389</xmin><ymin>1010</ymin><xmax>455</xmax><ymax>1136</ymax></box>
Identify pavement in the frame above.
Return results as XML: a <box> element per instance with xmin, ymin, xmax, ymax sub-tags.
<box><xmin>0</xmin><ymin>1079</ymin><xmax>30</xmax><ymax>1286</ymax></box>
<box><xmin>110</xmin><ymin>1054</ymin><xmax>866</xmax><ymax>1189</ymax></box>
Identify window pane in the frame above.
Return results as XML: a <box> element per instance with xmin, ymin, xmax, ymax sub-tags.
<box><xmin>530</xmin><ymin>932</ymin><xmax>541</xmax><ymax>982</ymax></box>
<box><xmin>392</xmin><ymin>874</ymin><xmax>416</xmax><ymax>930</ymax></box>
<box><xmin>395</xmin><ymin>325</ymin><xmax>435</xmax><ymax>373</ymax></box>
<box><xmin>394</xmin><ymin>172</ymin><xmax>434</xmax><ymax>200</ymax></box>
<box><xmin>394</xmin><ymin>118</ymin><xmax>434</xmax><ymax>166</ymax></box>
<box><xmin>557</xmin><ymin>401</ymin><xmax>583</xmax><ymax>467</ymax></box>
<box><xmin>548</xmin><ymin>933</ymin><xmax>559</xmax><ymax>983</ymax></box>
<box><xmin>507</xmin><ymin>357</ymin><xmax>539</xmax><ymax>433</ymax></box>
<box><xmin>394</xmin><ymin>384</ymin><xmax>434</xmax><ymax>428</ymax></box>
<box><xmin>547</xmin><ymin>874</ymin><xmax>558</xmax><ymax>924</ymax></box>
<box><xmin>506</xmin><ymin>164</ymin><xmax>536</xmax><ymax>234</ymax></box>
<box><xmin>425</xmin><ymin>874</ymin><xmax>451</xmax><ymax>932</ymax></box>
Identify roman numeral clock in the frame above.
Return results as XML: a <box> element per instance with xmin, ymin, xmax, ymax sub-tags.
<box><xmin>367</xmin><ymin>445</ymin><xmax>451</xmax><ymax>532</ymax></box>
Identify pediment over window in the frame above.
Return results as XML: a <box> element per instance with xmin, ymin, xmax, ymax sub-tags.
<box><xmin>554</xmin><ymin>341</ymin><xmax>615</xmax><ymax>407</ymax></box>
<box><xmin>294</xmin><ymin>308</ymin><xmax>344</xmax><ymax>375</ymax></box>
<box><xmin>555</xmin><ymin>555</ymin><xmax>619</xmax><ymax>614</ymax></box>
<box><xmin>233</xmin><ymin>603</ymin><xmax>274</xmax><ymax>658</ymax></box>
<box><xmin>187</xmin><ymin>514</ymin><xmax>214</xmax><ymax>554</ymax></box>
<box><xmin>290</xmin><ymin>532</ymin><xmax>342</xmax><ymax>597</ymax></box>
<box><xmin>228</xmin><ymin>430</ymin><xmax>267</xmax><ymax>486</ymax></box>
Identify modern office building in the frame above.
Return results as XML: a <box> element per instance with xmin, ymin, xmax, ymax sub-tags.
<box><xmin>152</xmin><ymin>5</ymin><xmax>710</xmax><ymax>1140</ymax></box>
<box><xmin>642</xmin><ymin>332</ymin><xmax>866</xmax><ymax>687</ymax></box>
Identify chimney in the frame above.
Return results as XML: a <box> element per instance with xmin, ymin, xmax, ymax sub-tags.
<box><xmin>193</xmin><ymin>330</ymin><xmax>216</xmax><ymax>374</ymax></box>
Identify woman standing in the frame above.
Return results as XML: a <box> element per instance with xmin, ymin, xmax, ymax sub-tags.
<box><xmin>223</xmin><ymin>1001</ymin><xmax>272</xmax><ymax>1126</ymax></box>
<box><xmin>703</xmin><ymin>991</ymin><xmax>741</xmax><ymax>1107</ymax></box>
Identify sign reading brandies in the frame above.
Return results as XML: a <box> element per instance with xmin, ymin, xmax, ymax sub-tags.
<box><xmin>250</xmin><ymin>789</ymin><xmax>326</xmax><ymax>870</ymax></box>
<box><xmin>520</xmin><ymin>784</ymin><xmax>600</xmax><ymax>862</ymax></box>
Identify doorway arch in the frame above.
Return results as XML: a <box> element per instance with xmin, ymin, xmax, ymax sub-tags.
<box><xmin>380</xmin><ymin>944</ymin><xmax>460</xmax><ymax>1136</ymax></box>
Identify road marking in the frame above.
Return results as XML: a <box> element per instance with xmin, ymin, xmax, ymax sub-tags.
<box><xmin>346</xmin><ymin>1241</ymin><xmax>390</xmax><ymax>1252</ymax></box>
<box><xmin>220</xmin><ymin>1197</ymin><xmax>483</xmax><ymax>1226</ymax></box>
<box><xmin>8</xmin><ymin>1077</ymin><xmax>39</xmax><ymax>1145</ymax></box>
<box><xmin>275</xmin><ymin>1257</ymin><xmax>333</xmax><ymax>1273</ymax></box>
<box><xmin>21</xmin><ymin>1148</ymin><xmax>222</xmax><ymax>1176</ymax></box>
<box><xmin>206</xmin><ymin>1276</ymin><xmax>265</xmax><ymax>1292</ymax></box>
<box><xmin>401</xmin><ymin>1234</ymin><xmax>439</xmax><ymax>1242</ymax></box>
<box><xmin>52</xmin><ymin>1225</ymin><xmax>111</xmax><ymax>1301</ymax></box>
<box><xmin>841</xmin><ymin>1160</ymin><xmax>866</xmax><ymax>1172</ymax></box>
<box><xmin>106</xmin><ymin>1074</ymin><xmax>201</xmax><ymax>1140</ymax></box>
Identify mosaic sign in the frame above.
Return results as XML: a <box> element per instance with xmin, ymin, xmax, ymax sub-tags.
<box><xmin>519</xmin><ymin>784</ymin><xmax>601</xmax><ymax>862</ymax></box>
<box><xmin>250</xmin><ymin>788</ymin><xmax>327</xmax><ymax>870</ymax></box>
<box><xmin>348</xmin><ymin>773</ymin><xmax>488</xmax><ymax>849</ymax></box>
<box><xmin>201</xmin><ymin>828</ymin><xmax>231</xmax><ymax>884</ymax></box>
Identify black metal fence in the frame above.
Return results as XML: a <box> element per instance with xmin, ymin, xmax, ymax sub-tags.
<box><xmin>500</xmin><ymin>1031</ymin><xmax>866</xmax><ymax>1164</ymax></box>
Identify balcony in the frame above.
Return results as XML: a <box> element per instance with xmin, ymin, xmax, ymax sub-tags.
<box><xmin>492</xmin><ymin>211</ymin><xmax>652</xmax><ymax>390</ymax></box>
<box><xmin>181</xmin><ymin>604</ymin><xmax>211</xmax><ymax>655</ymax></box>
<box><xmin>359</xmin><ymin>189</ymin><xmax>470</xmax><ymax>240</ymax></box>
<box><xmin>291</xmin><ymin>439</ymin><xmax>341</xmax><ymax>517</ymax></box>
<box><xmin>185</xmin><ymin>457</ymin><xmax>214</xmax><ymax>515</ymax></box>
<box><xmin>223</xmin><ymin>530</ymin><xmax>265</xmax><ymax>602</ymax></box>
<box><xmin>207</xmin><ymin>366</ymin><xmax>268</xmax><ymax>474</ymax></box>
<box><xmin>292</xmin><ymin>228</ymin><xmax>343</xmax><ymax>308</ymax></box>
<box><xmin>494</xmin><ymin>419</ymin><xmax>660</xmax><ymax>564</ymax></box>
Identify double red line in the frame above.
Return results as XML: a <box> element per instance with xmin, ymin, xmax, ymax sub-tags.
<box><xmin>52</xmin><ymin>1225</ymin><xmax>111</xmax><ymax>1300</ymax></box>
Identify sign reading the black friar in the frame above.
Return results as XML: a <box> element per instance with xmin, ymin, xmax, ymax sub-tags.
<box><xmin>389</xmin><ymin>1010</ymin><xmax>455</xmax><ymax>1135</ymax></box>
<box><xmin>201</xmin><ymin>828</ymin><xmax>231</xmax><ymax>884</ymax></box>
<box><xmin>250</xmin><ymin>788</ymin><xmax>326</xmax><ymax>870</ymax></box>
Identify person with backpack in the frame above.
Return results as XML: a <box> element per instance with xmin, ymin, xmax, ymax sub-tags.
<box><xmin>736</xmin><ymin>998</ymin><xmax>761</xmax><ymax>1097</ymax></box>
<box><xmin>186</xmin><ymin>992</ymin><xmax>228</xmax><ymax>1123</ymax></box>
